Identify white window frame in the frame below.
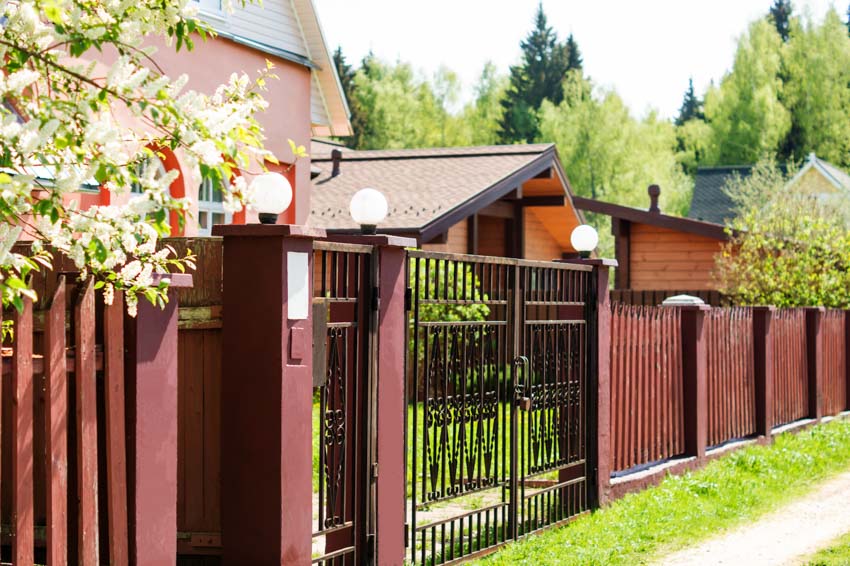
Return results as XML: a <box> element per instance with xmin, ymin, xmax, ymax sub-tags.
<box><xmin>197</xmin><ymin>177</ymin><xmax>232</xmax><ymax>236</ymax></box>
<box><xmin>192</xmin><ymin>0</ymin><xmax>224</xmax><ymax>19</ymax></box>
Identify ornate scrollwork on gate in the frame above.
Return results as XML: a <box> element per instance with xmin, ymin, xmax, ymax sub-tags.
<box><xmin>422</xmin><ymin>323</ymin><xmax>501</xmax><ymax>502</ymax></box>
<box><xmin>321</xmin><ymin>326</ymin><xmax>348</xmax><ymax>528</ymax></box>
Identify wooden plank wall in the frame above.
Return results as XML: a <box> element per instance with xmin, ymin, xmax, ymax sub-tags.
<box><xmin>163</xmin><ymin>238</ymin><xmax>224</xmax><ymax>556</ymax></box>
<box><xmin>821</xmin><ymin>310</ymin><xmax>846</xmax><ymax>417</ymax></box>
<box><xmin>705</xmin><ymin>308</ymin><xmax>755</xmax><ymax>447</ymax></box>
<box><xmin>610</xmin><ymin>304</ymin><xmax>684</xmax><ymax>472</ymax></box>
<box><xmin>628</xmin><ymin>224</ymin><xmax>724</xmax><ymax>291</ymax></box>
<box><xmin>523</xmin><ymin>209</ymin><xmax>564</xmax><ymax>261</ymax></box>
<box><xmin>772</xmin><ymin>309</ymin><xmax>809</xmax><ymax>427</ymax></box>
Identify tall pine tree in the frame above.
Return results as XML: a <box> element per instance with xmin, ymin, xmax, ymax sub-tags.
<box><xmin>566</xmin><ymin>33</ymin><xmax>583</xmax><ymax>71</ymax></box>
<box><xmin>497</xmin><ymin>4</ymin><xmax>578</xmax><ymax>143</ymax></box>
<box><xmin>675</xmin><ymin>78</ymin><xmax>704</xmax><ymax>126</ymax></box>
<box><xmin>769</xmin><ymin>0</ymin><xmax>793</xmax><ymax>42</ymax></box>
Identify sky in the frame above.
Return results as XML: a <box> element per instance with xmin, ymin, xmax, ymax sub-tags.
<box><xmin>313</xmin><ymin>0</ymin><xmax>839</xmax><ymax>119</ymax></box>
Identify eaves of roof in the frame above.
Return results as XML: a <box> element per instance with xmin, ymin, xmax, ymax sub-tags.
<box><xmin>215</xmin><ymin>30</ymin><xmax>319</xmax><ymax>70</ymax></box>
<box><xmin>573</xmin><ymin>195</ymin><xmax>733</xmax><ymax>241</ymax></box>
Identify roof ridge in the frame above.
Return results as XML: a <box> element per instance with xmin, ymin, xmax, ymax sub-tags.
<box><xmin>312</xmin><ymin>144</ymin><xmax>555</xmax><ymax>162</ymax></box>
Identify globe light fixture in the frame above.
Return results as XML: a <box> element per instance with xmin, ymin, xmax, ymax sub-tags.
<box><xmin>349</xmin><ymin>187</ymin><xmax>388</xmax><ymax>235</ymax></box>
<box><xmin>251</xmin><ymin>172</ymin><xmax>293</xmax><ymax>224</ymax></box>
<box><xmin>570</xmin><ymin>224</ymin><xmax>599</xmax><ymax>258</ymax></box>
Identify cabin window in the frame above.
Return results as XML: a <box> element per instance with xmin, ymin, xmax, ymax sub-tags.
<box><xmin>197</xmin><ymin>177</ymin><xmax>231</xmax><ymax>236</ymax></box>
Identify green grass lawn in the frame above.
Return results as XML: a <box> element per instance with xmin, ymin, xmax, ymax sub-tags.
<box><xmin>475</xmin><ymin>418</ymin><xmax>850</xmax><ymax>566</ymax></box>
<box><xmin>805</xmin><ymin>532</ymin><xmax>850</xmax><ymax>566</ymax></box>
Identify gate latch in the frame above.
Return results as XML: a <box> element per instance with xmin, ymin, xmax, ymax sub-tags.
<box><xmin>514</xmin><ymin>356</ymin><xmax>532</xmax><ymax>411</ymax></box>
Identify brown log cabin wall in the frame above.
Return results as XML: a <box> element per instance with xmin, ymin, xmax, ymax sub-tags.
<box><xmin>524</xmin><ymin>208</ymin><xmax>564</xmax><ymax>261</ymax></box>
<box><xmin>422</xmin><ymin>210</ymin><xmax>566</xmax><ymax>259</ymax></box>
<box><xmin>628</xmin><ymin>223</ymin><xmax>724</xmax><ymax>291</ymax></box>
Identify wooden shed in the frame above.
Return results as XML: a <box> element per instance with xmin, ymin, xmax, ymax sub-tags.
<box><xmin>573</xmin><ymin>187</ymin><xmax>730</xmax><ymax>296</ymax></box>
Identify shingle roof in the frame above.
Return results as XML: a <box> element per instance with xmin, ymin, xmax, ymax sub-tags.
<box><xmin>687</xmin><ymin>166</ymin><xmax>753</xmax><ymax>225</ymax></box>
<box><xmin>307</xmin><ymin>144</ymin><xmax>559</xmax><ymax>231</ymax></box>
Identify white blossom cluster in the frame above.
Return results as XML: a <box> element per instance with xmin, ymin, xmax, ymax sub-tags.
<box><xmin>0</xmin><ymin>0</ymin><xmax>277</xmax><ymax>313</ymax></box>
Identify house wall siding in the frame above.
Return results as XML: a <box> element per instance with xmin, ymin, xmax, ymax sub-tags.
<box><xmin>628</xmin><ymin>223</ymin><xmax>724</xmax><ymax>291</ymax></box>
<box><xmin>477</xmin><ymin>216</ymin><xmax>507</xmax><ymax>257</ymax></box>
<box><xmin>422</xmin><ymin>223</ymin><xmax>468</xmax><ymax>254</ymax></box>
<box><xmin>796</xmin><ymin>168</ymin><xmax>839</xmax><ymax>195</ymax></box>
<box><xmin>210</xmin><ymin>0</ymin><xmax>308</xmax><ymax>60</ymax></box>
<box><xmin>524</xmin><ymin>208</ymin><xmax>564</xmax><ymax>261</ymax></box>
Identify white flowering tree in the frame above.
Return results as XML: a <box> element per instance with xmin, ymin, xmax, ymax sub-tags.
<box><xmin>0</xmin><ymin>0</ymin><xmax>292</xmax><ymax>314</ymax></box>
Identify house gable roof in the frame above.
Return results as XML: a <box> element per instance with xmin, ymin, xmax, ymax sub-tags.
<box><xmin>307</xmin><ymin>144</ymin><xmax>584</xmax><ymax>246</ymax></box>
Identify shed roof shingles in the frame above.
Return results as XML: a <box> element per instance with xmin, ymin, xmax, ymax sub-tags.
<box><xmin>308</xmin><ymin>145</ymin><xmax>554</xmax><ymax>231</ymax></box>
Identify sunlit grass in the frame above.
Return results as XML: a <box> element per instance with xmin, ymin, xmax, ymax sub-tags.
<box><xmin>477</xmin><ymin>418</ymin><xmax>850</xmax><ymax>565</ymax></box>
<box><xmin>805</xmin><ymin>531</ymin><xmax>850</xmax><ymax>566</ymax></box>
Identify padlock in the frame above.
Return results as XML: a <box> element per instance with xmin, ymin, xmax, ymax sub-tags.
<box><xmin>518</xmin><ymin>396</ymin><xmax>532</xmax><ymax>411</ymax></box>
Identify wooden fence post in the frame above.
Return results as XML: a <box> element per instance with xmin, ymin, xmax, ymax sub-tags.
<box><xmin>126</xmin><ymin>273</ymin><xmax>193</xmax><ymax>566</ymax></box>
<box><xmin>752</xmin><ymin>307</ymin><xmax>775</xmax><ymax>437</ymax></box>
<box><xmin>806</xmin><ymin>307</ymin><xmax>825</xmax><ymax>420</ymax></box>
<box><xmin>214</xmin><ymin>224</ymin><xmax>325</xmax><ymax>565</ymax></box>
<box><xmin>678</xmin><ymin>305</ymin><xmax>710</xmax><ymax>459</ymax></box>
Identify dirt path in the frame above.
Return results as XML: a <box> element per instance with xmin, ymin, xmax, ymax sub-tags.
<box><xmin>656</xmin><ymin>468</ymin><xmax>850</xmax><ymax>566</ymax></box>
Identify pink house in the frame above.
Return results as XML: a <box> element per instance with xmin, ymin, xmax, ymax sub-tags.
<box><xmin>82</xmin><ymin>0</ymin><xmax>351</xmax><ymax>235</ymax></box>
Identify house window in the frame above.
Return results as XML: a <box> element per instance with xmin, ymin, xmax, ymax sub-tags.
<box><xmin>197</xmin><ymin>177</ymin><xmax>231</xmax><ymax>236</ymax></box>
<box><xmin>192</xmin><ymin>0</ymin><xmax>223</xmax><ymax>16</ymax></box>
<box><xmin>131</xmin><ymin>156</ymin><xmax>167</xmax><ymax>195</ymax></box>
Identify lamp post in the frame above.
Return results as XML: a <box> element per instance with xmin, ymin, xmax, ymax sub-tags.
<box><xmin>349</xmin><ymin>187</ymin><xmax>388</xmax><ymax>235</ymax></box>
<box><xmin>570</xmin><ymin>224</ymin><xmax>599</xmax><ymax>258</ymax></box>
<box><xmin>251</xmin><ymin>172</ymin><xmax>293</xmax><ymax>224</ymax></box>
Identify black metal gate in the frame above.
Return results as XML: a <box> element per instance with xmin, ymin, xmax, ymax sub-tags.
<box><xmin>406</xmin><ymin>251</ymin><xmax>595</xmax><ymax>564</ymax></box>
<box><xmin>312</xmin><ymin>241</ymin><xmax>377</xmax><ymax>565</ymax></box>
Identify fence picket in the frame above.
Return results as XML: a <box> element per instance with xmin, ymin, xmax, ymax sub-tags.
<box><xmin>74</xmin><ymin>279</ymin><xmax>99</xmax><ymax>565</ymax></box>
<box><xmin>104</xmin><ymin>292</ymin><xmax>129</xmax><ymax>565</ymax></box>
<box><xmin>45</xmin><ymin>277</ymin><xmax>68</xmax><ymax>565</ymax></box>
<box><xmin>11</xmin><ymin>297</ymin><xmax>34</xmax><ymax>565</ymax></box>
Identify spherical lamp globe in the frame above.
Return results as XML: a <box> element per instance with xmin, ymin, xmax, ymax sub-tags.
<box><xmin>570</xmin><ymin>224</ymin><xmax>599</xmax><ymax>258</ymax></box>
<box><xmin>349</xmin><ymin>187</ymin><xmax>388</xmax><ymax>234</ymax></box>
<box><xmin>251</xmin><ymin>172</ymin><xmax>293</xmax><ymax>224</ymax></box>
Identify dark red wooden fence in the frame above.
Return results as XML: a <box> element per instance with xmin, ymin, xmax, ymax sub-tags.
<box><xmin>705</xmin><ymin>308</ymin><xmax>755</xmax><ymax>447</ymax></box>
<box><xmin>610</xmin><ymin>304</ymin><xmax>684</xmax><ymax>472</ymax></box>
<box><xmin>0</xmin><ymin>275</ymin><xmax>130</xmax><ymax>564</ymax></box>
<box><xmin>772</xmin><ymin>309</ymin><xmax>809</xmax><ymax>427</ymax></box>
<box><xmin>821</xmin><ymin>310</ymin><xmax>846</xmax><ymax>417</ymax></box>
